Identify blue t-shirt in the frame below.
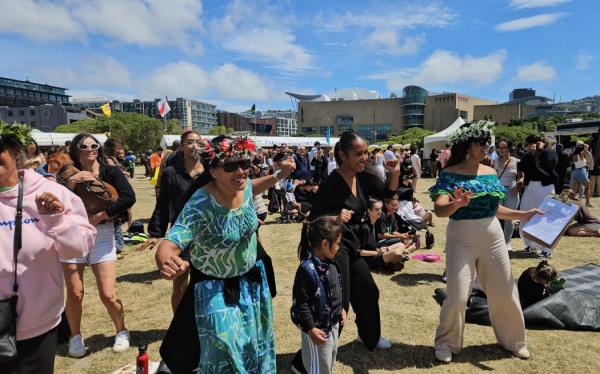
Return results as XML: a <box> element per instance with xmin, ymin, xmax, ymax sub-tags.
<box><xmin>430</xmin><ymin>171</ymin><xmax>505</xmax><ymax>220</ymax></box>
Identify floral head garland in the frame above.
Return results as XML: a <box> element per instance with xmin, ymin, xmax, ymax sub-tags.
<box><xmin>194</xmin><ymin>136</ymin><xmax>256</xmax><ymax>163</ymax></box>
<box><xmin>0</xmin><ymin>122</ymin><xmax>33</xmax><ymax>148</ymax></box>
<box><xmin>447</xmin><ymin>120</ymin><xmax>495</xmax><ymax>145</ymax></box>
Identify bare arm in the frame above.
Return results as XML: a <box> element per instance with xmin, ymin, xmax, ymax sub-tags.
<box><xmin>155</xmin><ymin>240</ymin><xmax>188</xmax><ymax>280</ymax></box>
<box><xmin>433</xmin><ymin>188</ymin><xmax>473</xmax><ymax>217</ymax></box>
<box><xmin>251</xmin><ymin>157</ymin><xmax>295</xmax><ymax>195</ymax></box>
<box><xmin>496</xmin><ymin>204</ymin><xmax>542</xmax><ymax>222</ymax></box>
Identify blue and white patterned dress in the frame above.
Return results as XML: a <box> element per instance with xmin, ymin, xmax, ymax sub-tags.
<box><xmin>165</xmin><ymin>179</ymin><xmax>275</xmax><ymax>373</ymax></box>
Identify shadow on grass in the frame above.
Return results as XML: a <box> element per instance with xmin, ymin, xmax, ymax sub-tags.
<box><xmin>56</xmin><ymin>329</ymin><xmax>166</xmax><ymax>357</ymax></box>
<box><xmin>508</xmin><ymin>250</ymin><xmax>539</xmax><ymax>260</ymax></box>
<box><xmin>390</xmin><ymin>272</ymin><xmax>443</xmax><ymax>287</ymax></box>
<box><xmin>116</xmin><ymin>270</ymin><xmax>161</xmax><ymax>284</ymax></box>
<box><xmin>335</xmin><ymin>341</ymin><xmax>512</xmax><ymax>373</ymax></box>
<box><xmin>275</xmin><ymin>352</ymin><xmax>298</xmax><ymax>374</ymax></box>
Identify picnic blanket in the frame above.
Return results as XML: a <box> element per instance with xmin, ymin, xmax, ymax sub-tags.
<box><xmin>434</xmin><ymin>263</ymin><xmax>600</xmax><ymax>331</ymax></box>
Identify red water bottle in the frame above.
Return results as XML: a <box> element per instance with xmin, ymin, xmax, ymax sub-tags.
<box><xmin>136</xmin><ymin>345</ymin><xmax>149</xmax><ymax>374</ymax></box>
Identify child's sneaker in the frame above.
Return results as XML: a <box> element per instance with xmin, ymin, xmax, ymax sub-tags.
<box><xmin>538</xmin><ymin>250</ymin><xmax>551</xmax><ymax>259</ymax></box>
<box><xmin>68</xmin><ymin>334</ymin><xmax>86</xmax><ymax>358</ymax></box>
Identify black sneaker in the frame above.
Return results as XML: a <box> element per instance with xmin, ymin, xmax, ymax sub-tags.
<box><xmin>291</xmin><ymin>350</ymin><xmax>307</xmax><ymax>374</ymax></box>
<box><xmin>523</xmin><ymin>246</ymin><xmax>533</xmax><ymax>253</ymax></box>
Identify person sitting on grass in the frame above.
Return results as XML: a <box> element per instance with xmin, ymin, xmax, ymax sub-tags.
<box><xmin>559</xmin><ymin>189</ymin><xmax>600</xmax><ymax>237</ymax></box>
<box><xmin>359</xmin><ymin>198</ymin><xmax>416</xmax><ymax>272</ymax></box>
<box><xmin>517</xmin><ymin>260</ymin><xmax>558</xmax><ymax>309</ymax></box>
<box><xmin>377</xmin><ymin>195</ymin><xmax>413</xmax><ymax>246</ymax></box>
<box><xmin>291</xmin><ymin>216</ymin><xmax>347</xmax><ymax>374</ymax></box>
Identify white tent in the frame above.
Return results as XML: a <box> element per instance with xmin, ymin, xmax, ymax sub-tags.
<box><xmin>31</xmin><ymin>132</ymin><xmax>108</xmax><ymax>147</ymax></box>
<box><xmin>423</xmin><ymin>117</ymin><xmax>466</xmax><ymax>158</ymax></box>
<box><xmin>160</xmin><ymin>135</ymin><xmax>340</xmax><ymax>150</ymax></box>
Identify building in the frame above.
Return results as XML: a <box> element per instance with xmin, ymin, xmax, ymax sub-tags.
<box><xmin>293</xmin><ymin>86</ymin><xmax>495</xmax><ymax>139</ymax></box>
<box><xmin>0</xmin><ymin>104</ymin><xmax>87</xmax><ymax>132</ymax></box>
<box><xmin>0</xmin><ymin>77</ymin><xmax>70</xmax><ymax>107</ymax></box>
<box><xmin>510</xmin><ymin>88</ymin><xmax>536</xmax><ymax>101</ymax></box>
<box><xmin>473</xmin><ymin>102</ymin><xmax>535</xmax><ymax>124</ymax></box>
<box><xmin>275</xmin><ymin>117</ymin><xmax>298</xmax><ymax>136</ymax></box>
<box><xmin>175</xmin><ymin>98</ymin><xmax>217</xmax><ymax>134</ymax></box>
<box><xmin>424</xmin><ymin>93</ymin><xmax>496</xmax><ymax>131</ymax></box>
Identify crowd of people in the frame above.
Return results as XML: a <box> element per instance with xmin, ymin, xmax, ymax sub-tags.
<box><xmin>1</xmin><ymin>120</ymin><xmax>598</xmax><ymax>373</ymax></box>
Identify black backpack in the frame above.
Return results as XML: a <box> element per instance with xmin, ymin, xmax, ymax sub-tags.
<box><xmin>128</xmin><ymin>220</ymin><xmax>145</xmax><ymax>234</ymax></box>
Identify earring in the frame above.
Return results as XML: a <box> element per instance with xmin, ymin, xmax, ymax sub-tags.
<box><xmin>465</xmin><ymin>153</ymin><xmax>470</xmax><ymax>160</ymax></box>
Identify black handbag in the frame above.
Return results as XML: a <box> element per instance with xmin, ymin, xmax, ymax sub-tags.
<box><xmin>0</xmin><ymin>173</ymin><xmax>23</xmax><ymax>363</ymax></box>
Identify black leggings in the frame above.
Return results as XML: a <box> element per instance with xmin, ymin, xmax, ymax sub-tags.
<box><xmin>336</xmin><ymin>248</ymin><xmax>381</xmax><ymax>350</ymax></box>
<box><xmin>0</xmin><ymin>327</ymin><xmax>57</xmax><ymax>374</ymax></box>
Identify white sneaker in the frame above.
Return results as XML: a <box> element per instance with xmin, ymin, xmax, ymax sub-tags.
<box><xmin>68</xmin><ymin>334</ymin><xmax>86</xmax><ymax>358</ymax></box>
<box><xmin>113</xmin><ymin>330</ymin><xmax>130</xmax><ymax>353</ymax></box>
<box><xmin>513</xmin><ymin>347</ymin><xmax>530</xmax><ymax>360</ymax></box>
<box><xmin>435</xmin><ymin>349</ymin><xmax>452</xmax><ymax>363</ymax></box>
<box><xmin>507</xmin><ymin>242</ymin><xmax>513</xmax><ymax>252</ymax></box>
<box><xmin>376</xmin><ymin>337</ymin><xmax>392</xmax><ymax>349</ymax></box>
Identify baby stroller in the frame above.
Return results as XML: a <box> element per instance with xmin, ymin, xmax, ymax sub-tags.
<box><xmin>270</xmin><ymin>179</ymin><xmax>305</xmax><ymax>223</ymax></box>
<box><xmin>395</xmin><ymin>187</ymin><xmax>435</xmax><ymax>249</ymax></box>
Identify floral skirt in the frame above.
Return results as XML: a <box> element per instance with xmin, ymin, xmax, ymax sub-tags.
<box><xmin>194</xmin><ymin>260</ymin><xmax>275</xmax><ymax>374</ymax></box>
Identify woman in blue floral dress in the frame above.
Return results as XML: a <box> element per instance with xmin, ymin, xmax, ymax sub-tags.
<box><xmin>155</xmin><ymin>135</ymin><xmax>294</xmax><ymax>373</ymax></box>
<box><xmin>429</xmin><ymin>122</ymin><xmax>542</xmax><ymax>364</ymax></box>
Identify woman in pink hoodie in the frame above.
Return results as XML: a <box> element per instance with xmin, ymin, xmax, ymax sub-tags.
<box><xmin>0</xmin><ymin>123</ymin><xmax>96</xmax><ymax>374</ymax></box>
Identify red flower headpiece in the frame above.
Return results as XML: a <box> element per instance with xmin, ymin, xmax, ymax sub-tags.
<box><xmin>194</xmin><ymin>136</ymin><xmax>256</xmax><ymax>162</ymax></box>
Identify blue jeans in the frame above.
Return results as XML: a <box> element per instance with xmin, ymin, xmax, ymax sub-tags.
<box><xmin>114</xmin><ymin>224</ymin><xmax>124</xmax><ymax>251</ymax></box>
<box><xmin>500</xmin><ymin>189</ymin><xmax>520</xmax><ymax>244</ymax></box>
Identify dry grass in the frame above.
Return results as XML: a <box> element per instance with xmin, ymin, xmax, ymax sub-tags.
<box><xmin>55</xmin><ymin>167</ymin><xmax>600</xmax><ymax>373</ymax></box>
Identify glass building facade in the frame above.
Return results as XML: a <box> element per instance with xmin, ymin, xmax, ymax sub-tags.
<box><xmin>0</xmin><ymin>77</ymin><xmax>70</xmax><ymax>107</ymax></box>
<box><xmin>402</xmin><ymin>85</ymin><xmax>427</xmax><ymax>128</ymax></box>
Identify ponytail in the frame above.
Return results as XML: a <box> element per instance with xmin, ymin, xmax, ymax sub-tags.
<box><xmin>297</xmin><ymin>216</ymin><xmax>342</xmax><ymax>260</ymax></box>
<box><xmin>535</xmin><ymin>260</ymin><xmax>558</xmax><ymax>282</ymax></box>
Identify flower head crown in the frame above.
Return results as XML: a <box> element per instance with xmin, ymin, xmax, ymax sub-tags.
<box><xmin>447</xmin><ymin>120</ymin><xmax>495</xmax><ymax>145</ymax></box>
<box><xmin>0</xmin><ymin>122</ymin><xmax>33</xmax><ymax>148</ymax></box>
<box><xmin>194</xmin><ymin>136</ymin><xmax>256</xmax><ymax>163</ymax></box>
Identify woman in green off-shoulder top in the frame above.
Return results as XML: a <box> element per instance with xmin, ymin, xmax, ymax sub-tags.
<box><xmin>429</xmin><ymin>122</ymin><xmax>541</xmax><ymax>364</ymax></box>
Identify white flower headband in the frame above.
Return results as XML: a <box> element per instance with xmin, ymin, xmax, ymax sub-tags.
<box><xmin>447</xmin><ymin>120</ymin><xmax>495</xmax><ymax>145</ymax></box>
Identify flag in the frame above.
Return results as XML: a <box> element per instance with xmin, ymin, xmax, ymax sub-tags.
<box><xmin>100</xmin><ymin>103</ymin><xmax>112</xmax><ymax>116</ymax></box>
<box><xmin>250</xmin><ymin>104</ymin><xmax>256</xmax><ymax>113</ymax></box>
<box><xmin>326</xmin><ymin>127</ymin><xmax>331</xmax><ymax>145</ymax></box>
<box><xmin>158</xmin><ymin>97</ymin><xmax>171</xmax><ymax>118</ymax></box>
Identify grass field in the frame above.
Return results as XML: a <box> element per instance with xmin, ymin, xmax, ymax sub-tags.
<box><xmin>55</xmin><ymin>167</ymin><xmax>600</xmax><ymax>373</ymax></box>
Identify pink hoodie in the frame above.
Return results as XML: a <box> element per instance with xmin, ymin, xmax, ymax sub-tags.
<box><xmin>0</xmin><ymin>169</ymin><xmax>96</xmax><ymax>340</ymax></box>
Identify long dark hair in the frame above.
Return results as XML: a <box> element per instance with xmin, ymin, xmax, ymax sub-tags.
<box><xmin>334</xmin><ymin>131</ymin><xmax>361</xmax><ymax>165</ymax></box>
<box><xmin>333</xmin><ymin>130</ymin><xmax>385</xmax><ymax>191</ymax></box>
<box><xmin>69</xmin><ymin>133</ymin><xmax>105</xmax><ymax>169</ymax></box>
<box><xmin>443</xmin><ymin>124</ymin><xmax>492</xmax><ymax>170</ymax></box>
<box><xmin>298</xmin><ymin>216</ymin><xmax>342</xmax><ymax>260</ymax></box>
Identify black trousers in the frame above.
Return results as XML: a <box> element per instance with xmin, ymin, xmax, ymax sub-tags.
<box><xmin>0</xmin><ymin>327</ymin><xmax>57</xmax><ymax>374</ymax></box>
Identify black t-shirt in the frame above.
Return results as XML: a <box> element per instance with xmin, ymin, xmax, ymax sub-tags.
<box><xmin>517</xmin><ymin>150</ymin><xmax>558</xmax><ymax>187</ymax></box>
<box><xmin>517</xmin><ymin>267</ymin><xmax>547</xmax><ymax>309</ymax></box>
<box><xmin>376</xmin><ymin>212</ymin><xmax>398</xmax><ymax>238</ymax></box>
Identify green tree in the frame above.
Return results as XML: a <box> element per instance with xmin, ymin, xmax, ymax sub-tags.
<box><xmin>385</xmin><ymin>127</ymin><xmax>434</xmax><ymax>148</ymax></box>
<box><xmin>493</xmin><ymin>124</ymin><xmax>541</xmax><ymax>145</ymax></box>
<box><xmin>54</xmin><ymin>113</ymin><xmax>183</xmax><ymax>155</ymax></box>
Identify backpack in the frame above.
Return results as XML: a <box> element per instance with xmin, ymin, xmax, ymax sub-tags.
<box><xmin>128</xmin><ymin>220</ymin><xmax>145</xmax><ymax>234</ymax></box>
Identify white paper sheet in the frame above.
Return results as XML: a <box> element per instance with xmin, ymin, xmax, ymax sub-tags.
<box><xmin>522</xmin><ymin>196</ymin><xmax>579</xmax><ymax>247</ymax></box>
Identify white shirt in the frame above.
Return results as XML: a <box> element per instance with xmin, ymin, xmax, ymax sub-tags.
<box><xmin>410</xmin><ymin>153</ymin><xmax>421</xmax><ymax>176</ymax></box>
<box><xmin>327</xmin><ymin>160</ymin><xmax>337</xmax><ymax>175</ymax></box>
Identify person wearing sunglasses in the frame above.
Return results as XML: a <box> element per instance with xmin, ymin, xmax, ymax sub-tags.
<box><xmin>0</xmin><ymin>123</ymin><xmax>95</xmax><ymax>374</ymax></box>
<box><xmin>430</xmin><ymin>122</ymin><xmax>541</xmax><ymax>363</ymax></box>
<box><xmin>61</xmin><ymin>133</ymin><xmax>136</xmax><ymax>358</ymax></box>
<box><xmin>155</xmin><ymin>135</ymin><xmax>294</xmax><ymax>373</ymax></box>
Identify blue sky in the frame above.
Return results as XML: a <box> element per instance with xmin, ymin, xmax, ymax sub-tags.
<box><xmin>0</xmin><ymin>0</ymin><xmax>597</xmax><ymax>112</ymax></box>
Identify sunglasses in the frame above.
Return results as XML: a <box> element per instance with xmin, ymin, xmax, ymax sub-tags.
<box><xmin>78</xmin><ymin>143</ymin><xmax>100</xmax><ymax>151</ymax></box>
<box><xmin>183</xmin><ymin>139</ymin><xmax>204</xmax><ymax>146</ymax></box>
<box><xmin>476</xmin><ymin>139</ymin><xmax>490</xmax><ymax>146</ymax></box>
<box><xmin>222</xmin><ymin>159</ymin><xmax>251</xmax><ymax>173</ymax></box>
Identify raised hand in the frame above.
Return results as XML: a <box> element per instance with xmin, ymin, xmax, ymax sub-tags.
<box><xmin>521</xmin><ymin>208</ymin><xmax>544</xmax><ymax>221</ymax></box>
<box><xmin>337</xmin><ymin>209</ymin><xmax>354</xmax><ymax>224</ymax></box>
<box><xmin>449</xmin><ymin>187</ymin><xmax>474</xmax><ymax>209</ymax></box>
<box><xmin>35</xmin><ymin>192</ymin><xmax>65</xmax><ymax>215</ymax></box>
<box><xmin>384</xmin><ymin>158</ymin><xmax>400</xmax><ymax>172</ymax></box>
<box><xmin>159</xmin><ymin>255</ymin><xmax>190</xmax><ymax>280</ymax></box>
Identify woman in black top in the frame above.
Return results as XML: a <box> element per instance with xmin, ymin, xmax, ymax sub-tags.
<box><xmin>430</xmin><ymin>149</ymin><xmax>439</xmax><ymax>178</ymax></box>
<box><xmin>308</xmin><ymin>131</ymin><xmax>400</xmax><ymax>349</ymax></box>
<box><xmin>517</xmin><ymin>135</ymin><xmax>557</xmax><ymax>257</ymax></box>
<box><xmin>62</xmin><ymin>133</ymin><xmax>136</xmax><ymax>357</ymax></box>
<box><xmin>139</xmin><ymin>130</ymin><xmax>205</xmax><ymax>311</ymax></box>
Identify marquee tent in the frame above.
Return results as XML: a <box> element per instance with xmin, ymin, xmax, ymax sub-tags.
<box><xmin>423</xmin><ymin>117</ymin><xmax>466</xmax><ymax>158</ymax></box>
<box><xmin>31</xmin><ymin>131</ymin><xmax>108</xmax><ymax>147</ymax></box>
<box><xmin>160</xmin><ymin>135</ymin><xmax>339</xmax><ymax>150</ymax></box>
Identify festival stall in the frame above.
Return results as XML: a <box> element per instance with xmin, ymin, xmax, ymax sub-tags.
<box><xmin>423</xmin><ymin>117</ymin><xmax>466</xmax><ymax>157</ymax></box>
<box><xmin>160</xmin><ymin>135</ymin><xmax>339</xmax><ymax>150</ymax></box>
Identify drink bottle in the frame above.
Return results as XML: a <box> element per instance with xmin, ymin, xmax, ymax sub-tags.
<box><xmin>136</xmin><ymin>345</ymin><xmax>149</xmax><ymax>374</ymax></box>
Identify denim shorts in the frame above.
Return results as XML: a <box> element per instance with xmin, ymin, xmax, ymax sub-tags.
<box><xmin>60</xmin><ymin>223</ymin><xmax>116</xmax><ymax>265</ymax></box>
<box><xmin>572</xmin><ymin>167</ymin><xmax>589</xmax><ymax>183</ymax></box>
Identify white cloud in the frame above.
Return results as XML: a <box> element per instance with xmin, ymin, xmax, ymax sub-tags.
<box><xmin>575</xmin><ymin>52</ymin><xmax>593</xmax><ymax>70</ymax></box>
<box><xmin>223</xmin><ymin>28</ymin><xmax>313</xmax><ymax>72</ymax></box>
<box><xmin>510</xmin><ymin>0</ymin><xmax>571</xmax><ymax>9</ymax></box>
<box><xmin>0</xmin><ymin>0</ymin><xmax>81</xmax><ymax>41</ymax></box>
<box><xmin>140</xmin><ymin>61</ymin><xmax>271</xmax><ymax>102</ymax></box>
<box><xmin>516</xmin><ymin>61</ymin><xmax>556</xmax><ymax>81</ymax></box>
<box><xmin>212</xmin><ymin>64</ymin><xmax>268</xmax><ymax>100</ymax></box>
<box><xmin>35</xmin><ymin>55</ymin><xmax>132</xmax><ymax>89</ymax></box>
<box><xmin>210</xmin><ymin>1</ymin><xmax>313</xmax><ymax>72</ymax></box>
<box><xmin>496</xmin><ymin>13</ymin><xmax>566</xmax><ymax>31</ymax></box>
<box><xmin>365</xmin><ymin>28</ymin><xmax>424</xmax><ymax>55</ymax></box>
<box><xmin>0</xmin><ymin>0</ymin><xmax>204</xmax><ymax>52</ymax></box>
<box><xmin>321</xmin><ymin>3</ymin><xmax>455</xmax><ymax>32</ymax></box>
<box><xmin>364</xmin><ymin>50</ymin><xmax>507</xmax><ymax>91</ymax></box>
